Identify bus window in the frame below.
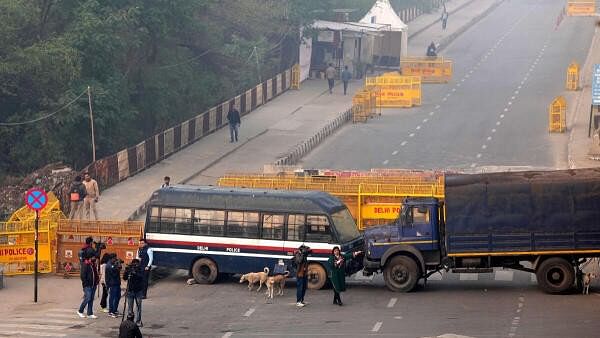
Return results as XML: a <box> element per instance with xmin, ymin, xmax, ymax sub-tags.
<box><xmin>262</xmin><ymin>214</ymin><xmax>284</xmax><ymax>240</ymax></box>
<box><xmin>194</xmin><ymin>210</ymin><xmax>225</xmax><ymax>236</ymax></box>
<box><xmin>287</xmin><ymin>214</ymin><xmax>305</xmax><ymax>241</ymax></box>
<box><xmin>160</xmin><ymin>207</ymin><xmax>176</xmax><ymax>233</ymax></box>
<box><xmin>148</xmin><ymin>207</ymin><xmax>161</xmax><ymax>232</ymax></box>
<box><xmin>305</xmin><ymin>215</ymin><xmax>331</xmax><ymax>243</ymax></box>
<box><xmin>175</xmin><ymin>208</ymin><xmax>193</xmax><ymax>234</ymax></box>
<box><xmin>226</xmin><ymin>211</ymin><xmax>259</xmax><ymax>238</ymax></box>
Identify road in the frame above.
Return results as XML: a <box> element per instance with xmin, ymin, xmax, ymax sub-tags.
<box><xmin>301</xmin><ymin>0</ymin><xmax>596</xmax><ymax>171</ymax></box>
<box><xmin>5</xmin><ymin>270</ymin><xmax>598</xmax><ymax>337</ymax></box>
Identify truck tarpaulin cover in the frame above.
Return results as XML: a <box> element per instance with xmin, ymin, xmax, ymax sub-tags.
<box><xmin>444</xmin><ymin>169</ymin><xmax>600</xmax><ymax>254</ymax></box>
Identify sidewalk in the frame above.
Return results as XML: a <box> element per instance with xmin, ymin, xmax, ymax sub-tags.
<box><xmin>96</xmin><ymin>0</ymin><xmax>503</xmax><ymax>221</ymax></box>
<box><xmin>568</xmin><ymin>24</ymin><xmax>600</xmax><ymax>169</ymax></box>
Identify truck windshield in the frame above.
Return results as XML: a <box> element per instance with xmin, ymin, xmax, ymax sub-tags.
<box><xmin>331</xmin><ymin>208</ymin><xmax>361</xmax><ymax>243</ymax></box>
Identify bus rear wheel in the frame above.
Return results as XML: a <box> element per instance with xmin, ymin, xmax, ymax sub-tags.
<box><xmin>307</xmin><ymin>263</ymin><xmax>327</xmax><ymax>290</ymax></box>
<box><xmin>192</xmin><ymin>258</ymin><xmax>218</xmax><ymax>284</ymax></box>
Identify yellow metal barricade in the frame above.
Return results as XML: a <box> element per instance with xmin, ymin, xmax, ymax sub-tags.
<box><xmin>401</xmin><ymin>57</ymin><xmax>453</xmax><ymax>83</ymax></box>
<box><xmin>291</xmin><ymin>63</ymin><xmax>300</xmax><ymax>90</ymax></box>
<box><xmin>567</xmin><ymin>0</ymin><xmax>596</xmax><ymax>16</ymax></box>
<box><xmin>365</xmin><ymin>74</ymin><xmax>421</xmax><ymax>108</ymax></box>
<box><xmin>0</xmin><ymin>220</ymin><xmax>55</xmax><ymax>275</ymax></box>
<box><xmin>8</xmin><ymin>191</ymin><xmax>62</xmax><ymax>222</ymax></box>
<box><xmin>566</xmin><ymin>62</ymin><xmax>579</xmax><ymax>91</ymax></box>
<box><xmin>549</xmin><ymin>96</ymin><xmax>567</xmax><ymax>133</ymax></box>
<box><xmin>218</xmin><ymin>171</ymin><xmax>445</xmax><ymax>230</ymax></box>
<box><xmin>352</xmin><ymin>89</ymin><xmax>377</xmax><ymax>123</ymax></box>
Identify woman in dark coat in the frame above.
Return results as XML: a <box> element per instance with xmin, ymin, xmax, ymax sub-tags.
<box><xmin>328</xmin><ymin>246</ymin><xmax>361</xmax><ymax>306</ymax></box>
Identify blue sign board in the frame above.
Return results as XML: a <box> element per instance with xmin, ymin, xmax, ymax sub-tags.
<box><xmin>592</xmin><ymin>64</ymin><xmax>600</xmax><ymax>105</ymax></box>
<box><xmin>25</xmin><ymin>188</ymin><xmax>48</xmax><ymax>211</ymax></box>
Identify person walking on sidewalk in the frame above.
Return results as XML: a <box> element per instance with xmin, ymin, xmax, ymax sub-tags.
<box><xmin>441</xmin><ymin>8</ymin><xmax>449</xmax><ymax>30</ymax></box>
<box><xmin>328</xmin><ymin>246</ymin><xmax>361</xmax><ymax>306</ymax></box>
<box><xmin>325</xmin><ymin>63</ymin><xmax>336</xmax><ymax>94</ymax></box>
<box><xmin>68</xmin><ymin>176</ymin><xmax>87</xmax><ymax>220</ymax></box>
<box><xmin>341</xmin><ymin>66</ymin><xmax>352</xmax><ymax>95</ymax></box>
<box><xmin>227</xmin><ymin>106</ymin><xmax>241</xmax><ymax>143</ymax></box>
<box><xmin>83</xmin><ymin>172</ymin><xmax>100</xmax><ymax>220</ymax></box>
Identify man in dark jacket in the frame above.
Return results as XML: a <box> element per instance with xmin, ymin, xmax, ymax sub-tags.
<box><xmin>119</xmin><ymin>312</ymin><xmax>143</xmax><ymax>338</ymax></box>
<box><xmin>69</xmin><ymin>176</ymin><xmax>87</xmax><ymax>219</ymax></box>
<box><xmin>136</xmin><ymin>239</ymin><xmax>153</xmax><ymax>299</ymax></box>
<box><xmin>294</xmin><ymin>245</ymin><xmax>311</xmax><ymax>307</ymax></box>
<box><xmin>106</xmin><ymin>255</ymin><xmax>122</xmax><ymax>317</ymax></box>
<box><xmin>77</xmin><ymin>255</ymin><xmax>99</xmax><ymax>318</ymax></box>
<box><xmin>123</xmin><ymin>259</ymin><xmax>145</xmax><ymax>326</ymax></box>
<box><xmin>227</xmin><ymin>106</ymin><xmax>241</xmax><ymax>143</ymax></box>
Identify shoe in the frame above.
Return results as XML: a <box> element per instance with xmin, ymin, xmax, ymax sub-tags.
<box><xmin>338</xmin><ymin>301</ymin><xmax>343</xmax><ymax>306</ymax></box>
<box><xmin>296</xmin><ymin>302</ymin><xmax>305</xmax><ymax>307</ymax></box>
<box><xmin>136</xmin><ymin>321</ymin><xmax>143</xmax><ymax>327</ymax></box>
<box><xmin>77</xmin><ymin>311</ymin><xmax>86</xmax><ymax>318</ymax></box>
<box><xmin>333</xmin><ymin>299</ymin><xmax>339</xmax><ymax>305</ymax></box>
<box><xmin>87</xmin><ymin>314</ymin><xmax>98</xmax><ymax>319</ymax></box>
<box><xmin>108</xmin><ymin>313</ymin><xmax>117</xmax><ymax>318</ymax></box>
<box><xmin>101</xmin><ymin>308</ymin><xmax>109</xmax><ymax>313</ymax></box>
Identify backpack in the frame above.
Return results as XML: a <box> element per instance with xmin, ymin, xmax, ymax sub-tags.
<box><xmin>70</xmin><ymin>184</ymin><xmax>80</xmax><ymax>201</ymax></box>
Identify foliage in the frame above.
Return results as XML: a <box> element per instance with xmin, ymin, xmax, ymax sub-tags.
<box><xmin>0</xmin><ymin>0</ymin><xmax>423</xmax><ymax>182</ymax></box>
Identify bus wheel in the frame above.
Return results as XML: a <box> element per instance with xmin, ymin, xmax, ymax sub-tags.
<box><xmin>383</xmin><ymin>255</ymin><xmax>419</xmax><ymax>292</ymax></box>
<box><xmin>307</xmin><ymin>263</ymin><xmax>327</xmax><ymax>290</ymax></box>
<box><xmin>536</xmin><ymin>257</ymin><xmax>574</xmax><ymax>294</ymax></box>
<box><xmin>192</xmin><ymin>258</ymin><xmax>218</xmax><ymax>284</ymax></box>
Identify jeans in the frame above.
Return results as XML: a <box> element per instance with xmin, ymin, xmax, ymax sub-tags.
<box><xmin>100</xmin><ymin>283</ymin><xmax>108</xmax><ymax>309</ymax></box>
<box><xmin>327</xmin><ymin>79</ymin><xmax>335</xmax><ymax>93</ymax></box>
<box><xmin>229</xmin><ymin>123</ymin><xmax>239</xmax><ymax>142</ymax></box>
<box><xmin>296</xmin><ymin>276</ymin><xmax>307</xmax><ymax>303</ymax></box>
<box><xmin>78</xmin><ymin>286</ymin><xmax>96</xmax><ymax>315</ymax></box>
<box><xmin>142</xmin><ymin>269</ymin><xmax>150</xmax><ymax>298</ymax></box>
<box><xmin>343</xmin><ymin>81</ymin><xmax>349</xmax><ymax>95</ymax></box>
<box><xmin>127</xmin><ymin>290</ymin><xmax>143</xmax><ymax>323</ymax></box>
<box><xmin>108</xmin><ymin>284</ymin><xmax>121</xmax><ymax>314</ymax></box>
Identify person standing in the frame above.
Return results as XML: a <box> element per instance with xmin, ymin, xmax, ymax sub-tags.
<box><xmin>99</xmin><ymin>253</ymin><xmax>111</xmax><ymax>313</ymax></box>
<box><xmin>161</xmin><ymin>176</ymin><xmax>170</xmax><ymax>188</ymax></box>
<box><xmin>119</xmin><ymin>312</ymin><xmax>143</xmax><ymax>338</ymax></box>
<box><xmin>294</xmin><ymin>245</ymin><xmax>311</xmax><ymax>307</ymax></box>
<box><xmin>341</xmin><ymin>66</ymin><xmax>352</xmax><ymax>95</ymax></box>
<box><xmin>123</xmin><ymin>259</ymin><xmax>145</xmax><ymax>327</ymax></box>
<box><xmin>441</xmin><ymin>8</ymin><xmax>449</xmax><ymax>30</ymax></box>
<box><xmin>77</xmin><ymin>252</ymin><xmax>99</xmax><ymax>318</ymax></box>
<box><xmin>106</xmin><ymin>255</ymin><xmax>122</xmax><ymax>317</ymax></box>
<box><xmin>328</xmin><ymin>247</ymin><xmax>361</xmax><ymax>306</ymax></box>
<box><xmin>68</xmin><ymin>176</ymin><xmax>87</xmax><ymax>220</ymax></box>
<box><xmin>227</xmin><ymin>106</ymin><xmax>241</xmax><ymax>143</ymax></box>
<box><xmin>325</xmin><ymin>63</ymin><xmax>336</xmax><ymax>94</ymax></box>
<box><xmin>82</xmin><ymin>172</ymin><xmax>100</xmax><ymax>220</ymax></box>
<box><xmin>136</xmin><ymin>238</ymin><xmax>153</xmax><ymax>299</ymax></box>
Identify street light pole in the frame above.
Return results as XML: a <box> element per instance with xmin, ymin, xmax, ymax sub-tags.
<box><xmin>87</xmin><ymin>86</ymin><xmax>96</xmax><ymax>162</ymax></box>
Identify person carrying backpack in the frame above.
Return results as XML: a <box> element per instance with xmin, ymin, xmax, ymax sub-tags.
<box><xmin>294</xmin><ymin>245</ymin><xmax>311</xmax><ymax>307</ymax></box>
<box><xmin>69</xmin><ymin>175</ymin><xmax>87</xmax><ymax>219</ymax></box>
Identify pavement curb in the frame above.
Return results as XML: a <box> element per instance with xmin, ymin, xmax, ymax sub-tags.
<box><xmin>438</xmin><ymin>0</ymin><xmax>505</xmax><ymax>52</ymax></box>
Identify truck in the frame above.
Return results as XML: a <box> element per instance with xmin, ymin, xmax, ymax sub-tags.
<box><xmin>362</xmin><ymin>168</ymin><xmax>600</xmax><ymax>294</ymax></box>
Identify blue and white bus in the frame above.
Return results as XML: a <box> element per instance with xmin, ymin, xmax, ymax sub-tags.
<box><xmin>144</xmin><ymin>185</ymin><xmax>364</xmax><ymax>289</ymax></box>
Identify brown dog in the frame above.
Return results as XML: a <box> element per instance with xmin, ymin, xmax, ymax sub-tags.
<box><xmin>240</xmin><ymin>267</ymin><xmax>269</xmax><ymax>291</ymax></box>
<box><xmin>266</xmin><ymin>271</ymin><xmax>290</xmax><ymax>299</ymax></box>
<box><xmin>583</xmin><ymin>273</ymin><xmax>596</xmax><ymax>295</ymax></box>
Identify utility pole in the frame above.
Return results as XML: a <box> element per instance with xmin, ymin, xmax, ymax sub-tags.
<box><xmin>254</xmin><ymin>46</ymin><xmax>262</xmax><ymax>83</ymax></box>
<box><xmin>87</xmin><ymin>86</ymin><xmax>96</xmax><ymax>162</ymax></box>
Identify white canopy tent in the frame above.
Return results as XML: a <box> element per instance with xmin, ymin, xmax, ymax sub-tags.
<box><xmin>359</xmin><ymin>0</ymin><xmax>408</xmax><ymax>64</ymax></box>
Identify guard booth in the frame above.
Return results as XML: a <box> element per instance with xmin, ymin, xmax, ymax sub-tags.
<box><xmin>55</xmin><ymin>220</ymin><xmax>143</xmax><ymax>274</ymax></box>
<box><xmin>549</xmin><ymin>96</ymin><xmax>567</xmax><ymax>133</ymax></box>
<box><xmin>566</xmin><ymin>62</ymin><xmax>579</xmax><ymax>91</ymax></box>
<box><xmin>400</xmin><ymin>57</ymin><xmax>453</xmax><ymax>83</ymax></box>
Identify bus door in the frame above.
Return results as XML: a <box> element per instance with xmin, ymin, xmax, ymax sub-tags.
<box><xmin>259</xmin><ymin>213</ymin><xmax>286</xmax><ymax>270</ymax></box>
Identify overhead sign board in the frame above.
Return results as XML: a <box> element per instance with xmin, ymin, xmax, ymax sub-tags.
<box><xmin>592</xmin><ymin>64</ymin><xmax>600</xmax><ymax>105</ymax></box>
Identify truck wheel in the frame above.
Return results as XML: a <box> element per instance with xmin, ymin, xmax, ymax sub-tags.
<box><xmin>192</xmin><ymin>258</ymin><xmax>218</xmax><ymax>284</ymax></box>
<box><xmin>307</xmin><ymin>263</ymin><xmax>327</xmax><ymax>290</ymax></box>
<box><xmin>384</xmin><ymin>255</ymin><xmax>419</xmax><ymax>292</ymax></box>
<box><xmin>536</xmin><ymin>257</ymin><xmax>574</xmax><ymax>294</ymax></box>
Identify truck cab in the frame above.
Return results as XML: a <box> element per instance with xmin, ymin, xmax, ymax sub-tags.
<box><xmin>363</xmin><ymin>198</ymin><xmax>444</xmax><ymax>292</ymax></box>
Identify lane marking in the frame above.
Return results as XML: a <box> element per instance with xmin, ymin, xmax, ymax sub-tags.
<box><xmin>442</xmin><ymin>97</ymin><xmax>447</xmax><ymax>101</ymax></box>
<box><xmin>223</xmin><ymin>333</ymin><xmax>233</xmax><ymax>338</ymax></box>
<box><xmin>392</xmin><ymin>150</ymin><xmax>398</xmax><ymax>155</ymax></box>
<box><xmin>383</xmin><ymin>160</ymin><xmax>389</xmax><ymax>165</ymax></box>
<box><xmin>518</xmin><ymin>85</ymin><xmax>522</xmax><ymax>89</ymax></box>
<box><xmin>496</xmin><ymin>121</ymin><xmax>501</xmax><ymax>126</ymax></box>
<box><xmin>511</xmin><ymin>96</ymin><xmax>516</xmax><ymax>100</ymax></box>
<box><xmin>401</xmin><ymin>141</ymin><xmax>408</xmax><ymax>146</ymax></box>
<box><xmin>476</xmin><ymin>153</ymin><xmax>482</xmax><ymax>158</ymax></box>
<box><xmin>487</xmin><ymin>136</ymin><xmax>492</xmax><ymax>141</ymax></box>
<box><xmin>429</xmin><ymin>111</ymin><xmax>435</xmax><ymax>115</ymax></box>
<box><xmin>470</xmin><ymin>163</ymin><xmax>477</xmax><ymax>168</ymax></box>
<box><xmin>394</xmin><ymin>316</ymin><xmax>403</xmax><ymax>320</ymax></box>
<box><xmin>452</xmin><ymin>88</ymin><xmax>457</xmax><ymax>92</ymax></box>
<box><xmin>504</xmin><ymin>108</ymin><xmax>508</xmax><ymax>112</ymax></box>
<box><xmin>423</xmin><ymin>118</ymin><xmax>429</xmax><ymax>123</ymax></box>
<box><xmin>514</xmin><ymin>90</ymin><xmax>519</xmax><ymax>94</ymax></box>
<box><xmin>435</xmin><ymin>105</ymin><xmax>441</xmax><ymax>109</ymax></box>
<box><xmin>492</xmin><ymin>128</ymin><xmax>496</xmax><ymax>133</ymax></box>
<box><xmin>244</xmin><ymin>307</ymin><xmax>256</xmax><ymax>317</ymax></box>
<box><xmin>500</xmin><ymin>114</ymin><xmax>505</xmax><ymax>118</ymax></box>
<box><xmin>508</xmin><ymin>101</ymin><xmax>512</xmax><ymax>105</ymax></box>
<box><xmin>409</xmin><ymin>133</ymin><xmax>415</xmax><ymax>137</ymax></box>
<box><xmin>416</xmin><ymin>125</ymin><xmax>421</xmax><ymax>130</ymax></box>
<box><xmin>481</xmin><ymin>144</ymin><xmax>487</xmax><ymax>149</ymax></box>
<box><xmin>372</xmin><ymin>322</ymin><xmax>383</xmax><ymax>332</ymax></box>
<box><xmin>387</xmin><ymin>298</ymin><xmax>398</xmax><ymax>308</ymax></box>
<box><xmin>457</xmin><ymin>83</ymin><xmax>461</xmax><ymax>87</ymax></box>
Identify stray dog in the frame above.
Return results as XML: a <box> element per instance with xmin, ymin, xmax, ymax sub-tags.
<box><xmin>240</xmin><ymin>267</ymin><xmax>269</xmax><ymax>291</ymax></box>
<box><xmin>583</xmin><ymin>273</ymin><xmax>596</xmax><ymax>294</ymax></box>
<box><xmin>266</xmin><ymin>271</ymin><xmax>290</xmax><ymax>299</ymax></box>
<box><xmin>186</xmin><ymin>278</ymin><xmax>197</xmax><ymax>285</ymax></box>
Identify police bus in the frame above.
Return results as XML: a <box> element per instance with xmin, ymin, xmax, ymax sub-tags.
<box><xmin>144</xmin><ymin>185</ymin><xmax>363</xmax><ymax>289</ymax></box>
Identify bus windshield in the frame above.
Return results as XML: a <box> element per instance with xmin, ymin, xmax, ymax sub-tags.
<box><xmin>331</xmin><ymin>208</ymin><xmax>361</xmax><ymax>243</ymax></box>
